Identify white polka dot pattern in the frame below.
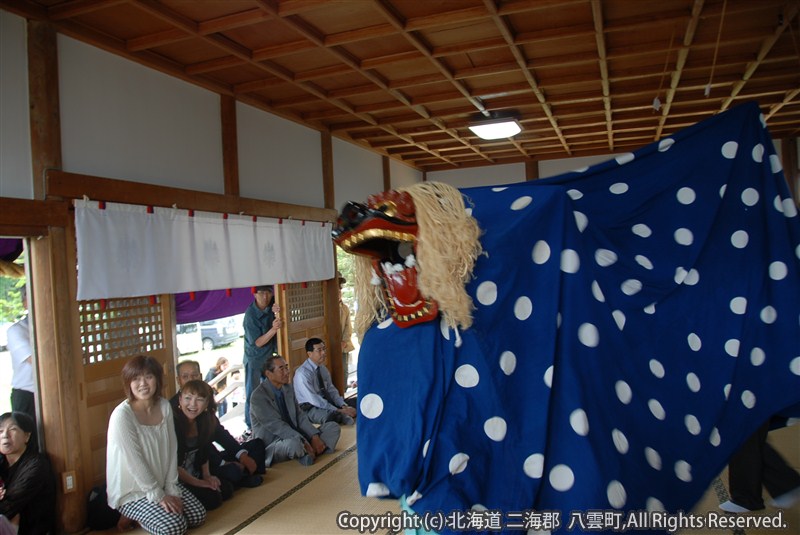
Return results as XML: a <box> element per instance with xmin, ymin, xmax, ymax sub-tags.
<box><xmin>353</xmin><ymin>103</ymin><xmax>800</xmax><ymax>523</ymax></box>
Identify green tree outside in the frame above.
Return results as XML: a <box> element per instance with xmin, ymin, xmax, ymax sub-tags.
<box><xmin>0</xmin><ymin>276</ymin><xmax>26</xmax><ymax>323</ymax></box>
<box><xmin>336</xmin><ymin>248</ymin><xmax>357</xmax><ymax>310</ymax></box>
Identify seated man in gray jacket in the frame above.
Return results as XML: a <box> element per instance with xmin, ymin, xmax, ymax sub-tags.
<box><xmin>250</xmin><ymin>355</ymin><xmax>340</xmax><ymax>466</ymax></box>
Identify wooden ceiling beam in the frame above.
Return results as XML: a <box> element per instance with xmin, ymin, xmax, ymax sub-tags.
<box><xmin>402</xmin><ymin>5</ymin><xmax>488</xmax><ymax>31</ymax></box>
<box><xmin>7</xmin><ymin>0</ymin><xmax>794</xmax><ymax>172</ymax></box>
<box><xmin>720</xmin><ymin>2</ymin><xmax>799</xmax><ymax>112</ymax></box>
<box><xmin>252</xmin><ymin>40</ymin><xmax>317</xmax><ymax>61</ymax></box>
<box><xmin>127</xmin><ymin>27</ymin><xmax>188</xmax><ymax>52</ymax></box>
<box><xmin>249</xmin><ymin>0</ymin><xmax>458</xmax><ymax>165</ymax></box>
<box><xmin>326</xmin><ymin>83</ymin><xmax>378</xmax><ymax>99</ymax></box>
<box><xmin>272</xmin><ymin>93</ymin><xmax>320</xmax><ymax>108</ymax></box>
<box><xmin>483</xmin><ymin>0</ymin><xmax>571</xmax><ymax>156</ymax></box>
<box><xmin>591</xmin><ymin>0</ymin><xmax>614</xmax><ymax>152</ymax></box>
<box><xmin>126</xmin><ymin>8</ymin><xmax>271</xmax><ymax>52</ymax></box>
<box><xmin>293</xmin><ymin>63</ymin><xmax>352</xmax><ymax>82</ymax></box>
<box><xmin>366</xmin><ymin>0</ymin><xmax>501</xmax><ymax>160</ymax></box>
<box><xmin>325</xmin><ymin>23</ymin><xmax>396</xmax><ymax>46</ymax></box>
<box><xmin>52</xmin><ymin>17</ymin><xmax>233</xmax><ymax>96</ymax></box>
<box><xmin>359</xmin><ymin>50</ymin><xmax>421</xmax><ymax>70</ymax></box>
<box><xmin>199</xmin><ymin>8</ymin><xmax>270</xmax><ymax>34</ymax></box>
<box><xmin>276</xmin><ymin>0</ymin><xmax>331</xmax><ymax>17</ymax></box>
<box><xmin>48</xmin><ymin>0</ymin><xmax>125</xmax><ymax>20</ymax></box>
<box><xmin>186</xmin><ymin>55</ymin><xmax>247</xmax><ymax>76</ymax></box>
<box><xmin>0</xmin><ymin>0</ymin><xmax>48</xmax><ymax>19</ymax></box>
<box><xmin>254</xmin><ymin>0</ymin><xmax>487</xmax><ymax>165</ymax></box>
<box><xmin>371</xmin><ymin>0</ymin><xmax>487</xmax><ymax>116</ymax></box>
<box><xmin>233</xmin><ymin>77</ymin><xmax>286</xmax><ymax>94</ymax></box>
<box><xmin>654</xmin><ymin>0</ymin><xmax>704</xmax><ymax>140</ymax></box>
<box><xmin>125</xmin><ymin>0</ymin><xmax>395</xmax><ymax>162</ymax></box>
<box><xmin>765</xmin><ymin>88</ymin><xmax>800</xmax><ymax>120</ymax></box>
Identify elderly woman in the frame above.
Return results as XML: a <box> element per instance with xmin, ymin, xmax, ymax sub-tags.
<box><xmin>106</xmin><ymin>355</ymin><xmax>205</xmax><ymax>535</ymax></box>
<box><xmin>0</xmin><ymin>411</ymin><xmax>55</xmax><ymax>534</ymax></box>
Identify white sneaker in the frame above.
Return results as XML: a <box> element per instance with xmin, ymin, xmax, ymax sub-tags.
<box><xmin>719</xmin><ymin>500</ymin><xmax>752</xmax><ymax>514</ymax></box>
<box><xmin>769</xmin><ymin>486</ymin><xmax>800</xmax><ymax>509</ymax></box>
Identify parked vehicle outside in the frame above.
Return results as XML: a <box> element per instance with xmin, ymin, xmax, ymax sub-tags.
<box><xmin>232</xmin><ymin>313</ymin><xmax>245</xmax><ymax>338</ymax></box>
<box><xmin>200</xmin><ymin>317</ymin><xmax>240</xmax><ymax>351</ymax></box>
<box><xmin>176</xmin><ymin>322</ymin><xmax>203</xmax><ymax>355</ymax></box>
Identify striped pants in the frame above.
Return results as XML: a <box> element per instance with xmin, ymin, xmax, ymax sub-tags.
<box><xmin>118</xmin><ymin>484</ymin><xmax>205</xmax><ymax>535</ymax></box>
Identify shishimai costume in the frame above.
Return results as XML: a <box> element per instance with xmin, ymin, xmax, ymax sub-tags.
<box><xmin>333</xmin><ymin>101</ymin><xmax>800</xmax><ymax>534</ymax></box>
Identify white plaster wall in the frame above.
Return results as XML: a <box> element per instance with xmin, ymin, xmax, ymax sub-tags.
<box><xmin>428</xmin><ymin>162</ymin><xmax>525</xmax><ymax>188</ymax></box>
<box><xmin>237</xmin><ymin>102</ymin><xmax>323</xmax><ymax>207</ymax></box>
<box><xmin>0</xmin><ymin>11</ymin><xmax>33</xmax><ymax>200</ymax></box>
<box><xmin>538</xmin><ymin>153</ymin><xmax>619</xmax><ymax>179</ymax></box>
<box><xmin>58</xmin><ymin>35</ymin><xmax>223</xmax><ymax>193</ymax></box>
<box><xmin>390</xmin><ymin>158</ymin><xmax>422</xmax><ymax>189</ymax></box>
<box><xmin>332</xmin><ymin>138</ymin><xmax>383</xmax><ymax>209</ymax></box>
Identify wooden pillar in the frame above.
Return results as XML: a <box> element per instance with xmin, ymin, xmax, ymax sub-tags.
<box><xmin>382</xmin><ymin>155</ymin><xmax>391</xmax><ymax>191</ymax></box>
<box><xmin>525</xmin><ymin>160</ymin><xmax>539</xmax><ymax>181</ymax></box>
<box><xmin>27</xmin><ymin>20</ymin><xmax>61</xmax><ymax>198</ymax></box>
<box><xmin>27</xmin><ymin>20</ymin><xmax>86</xmax><ymax>532</ymax></box>
<box><xmin>29</xmin><ymin>229</ymin><xmax>86</xmax><ymax>533</ymax></box>
<box><xmin>221</xmin><ymin>94</ymin><xmax>239</xmax><ymax>196</ymax></box>
<box><xmin>320</xmin><ymin>130</ymin><xmax>344</xmax><ymax>391</ymax></box>
<box><xmin>321</xmin><ymin>131</ymin><xmax>335</xmax><ymax>210</ymax></box>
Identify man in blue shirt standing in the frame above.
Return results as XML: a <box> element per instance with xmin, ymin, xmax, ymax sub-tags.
<box><xmin>240</xmin><ymin>285</ymin><xmax>282</xmax><ymax>441</ymax></box>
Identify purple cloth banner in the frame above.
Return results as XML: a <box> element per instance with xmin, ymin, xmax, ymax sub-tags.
<box><xmin>174</xmin><ymin>287</ymin><xmax>255</xmax><ymax>324</ymax></box>
<box><xmin>0</xmin><ymin>238</ymin><xmax>23</xmax><ymax>262</ymax></box>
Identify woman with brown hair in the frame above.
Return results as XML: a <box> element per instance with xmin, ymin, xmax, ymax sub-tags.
<box><xmin>106</xmin><ymin>355</ymin><xmax>205</xmax><ymax>535</ymax></box>
<box><xmin>172</xmin><ymin>380</ymin><xmax>233</xmax><ymax>510</ymax></box>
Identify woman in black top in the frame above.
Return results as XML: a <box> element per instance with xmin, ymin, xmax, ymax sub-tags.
<box><xmin>173</xmin><ymin>380</ymin><xmax>233</xmax><ymax>510</ymax></box>
<box><xmin>0</xmin><ymin>411</ymin><xmax>56</xmax><ymax>534</ymax></box>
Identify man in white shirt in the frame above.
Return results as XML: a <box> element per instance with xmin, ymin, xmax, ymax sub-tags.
<box><xmin>7</xmin><ymin>286</ymin><xmax>35</xmax><ymax>420</ymax></box>
<box><xmin>293</xmin><ymin>337</ymin><xmax>356</xmax><ymax>425</ymax></box>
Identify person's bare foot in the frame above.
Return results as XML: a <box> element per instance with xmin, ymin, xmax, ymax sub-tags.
<box><xmin>117</xmin><ymin>515</ymin><xmax>137</xmax><ymax>532</ymax></box>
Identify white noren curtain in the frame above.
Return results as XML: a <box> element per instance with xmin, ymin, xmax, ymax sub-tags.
<box><xmin>74</xmin><ymin>199</ymin><xmax>335</xmax><ymax>300</ymax></box>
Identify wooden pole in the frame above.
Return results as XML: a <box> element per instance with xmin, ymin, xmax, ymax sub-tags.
<box><xmin>27</xmin><ymin>19</ymin><xmax>87</xmax><ymax>532</ymax></box>
<box><xmin>320</xmin><ymin>130</ymin><xmax>344</xmax><ymax>391</ymax></box>
<box><xmin>525</xmin><ymin>160</ymin><xmax>539</xmax><ymax>181</ymax></box>
<box><xmin>221</xmin><ymin>94</ymin><xmax>240</xmax><ymax>197</ymax></box>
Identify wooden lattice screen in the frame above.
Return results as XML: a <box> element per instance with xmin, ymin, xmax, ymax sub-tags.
<box><xmin>78</xmin><ymin>296</ymin><xmax>165</xmax><ymax>365</ymax></box>
<box><xmin>77</xmin><ymin>294</ymin><xmax>174</xmax><ymax>487</ymax></box>
<box><xmin>286</xmin><ymin>281</ymin><xmax>325</xmax><ymax>322</ymax></box>
<box><xmin>282</xmin><ymin>281</ymin><xmax>326</xmax><ymax>372</ymax></box>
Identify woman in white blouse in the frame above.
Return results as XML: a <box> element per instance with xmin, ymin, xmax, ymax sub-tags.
<box><xmin>106</xmin><ymin>355</ymin><xmax>205</xmax><ymax>534</ymax></box>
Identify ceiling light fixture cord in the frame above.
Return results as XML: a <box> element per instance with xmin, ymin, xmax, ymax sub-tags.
<box><xmin>705</xmin><ymin>0</ymin><xmax>728</xmax><ymax>97</ymax></box>
<box><xmin>653</xmin><ymin>24</ymin><xmax>677</xmax><ymax>112</ymax></box>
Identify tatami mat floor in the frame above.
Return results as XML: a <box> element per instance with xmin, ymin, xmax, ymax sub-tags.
<box><xmin>89</xmin><ymin>425</ymin><xmax>400</xmax><ymax>535</ymax></box>
<box><xmin>89</xmin><ymin>424</ymin><xmax>798</xmax><ymax>535</ymax></box>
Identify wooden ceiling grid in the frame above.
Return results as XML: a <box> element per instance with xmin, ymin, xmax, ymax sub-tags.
<box><xmin>2</xmin><ymin>0</ymin><xmax>798</xmax><ymax>172</ymax></box>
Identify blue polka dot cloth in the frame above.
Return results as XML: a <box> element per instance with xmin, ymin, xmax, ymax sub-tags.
<box><xmin>355</xmin><ymin>101</ymin><xmax>800</xmax><ymax>534</ymax></box>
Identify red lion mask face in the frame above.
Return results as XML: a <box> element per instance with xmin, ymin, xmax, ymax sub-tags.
<box><xmin>332</xmin><ymin>190</ymin><xmax>438</xmax><ymax>327</ymax></box>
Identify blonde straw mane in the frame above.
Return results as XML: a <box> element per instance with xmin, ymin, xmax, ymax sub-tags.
<box><xmin>351</xmin><ymin>182</ymin><xmax>482</xmax><ymax>337</ymax></box>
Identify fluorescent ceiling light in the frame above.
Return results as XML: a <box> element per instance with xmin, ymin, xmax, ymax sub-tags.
<box><xmin>468</xmin><ymin>116</ymin><xmax>522</xmax><ymax>140</ymax></box>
